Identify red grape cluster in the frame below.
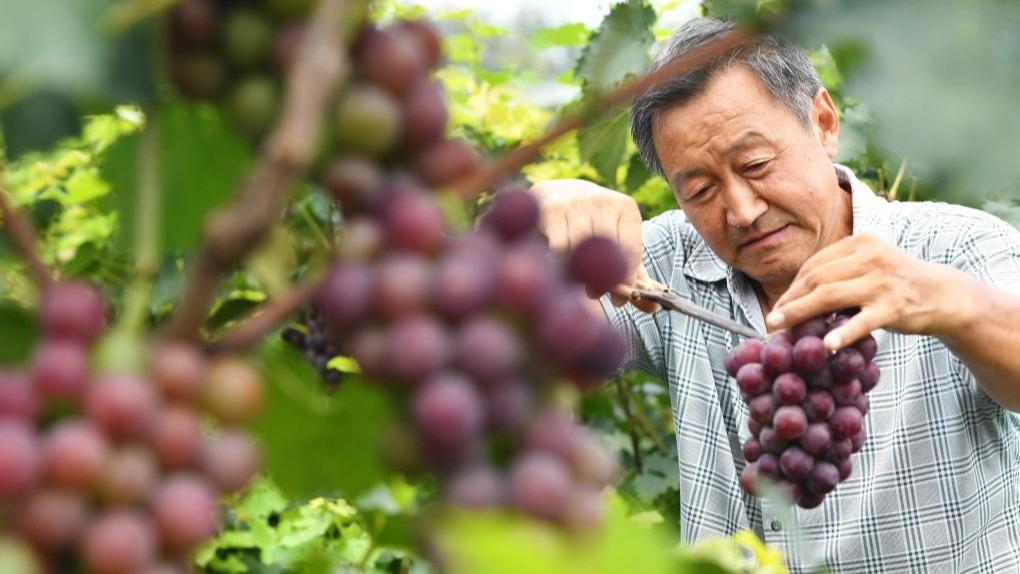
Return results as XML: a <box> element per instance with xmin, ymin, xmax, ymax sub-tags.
<box><xmin>0</xmin><ymin>281</ymin><xmax>263</xmax><ymax>573</ymax></box>
<box><xmin>728</xmin><ymin>313</ymin><xmax>880</xmax><ymax>509</ymax></box>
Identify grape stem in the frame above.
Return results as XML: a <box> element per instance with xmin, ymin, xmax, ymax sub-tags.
<box><xmin>0</xmin><ymin>168</ymin><xmax>53</xmax><ymax>287</ymax></box>
<box><xmin>449</xmin><ymin>27</ymin><xmax>750</xmax><ymax>199</ymax></box>
<box><xmin>631</xmin><ymin>287</ymin><xmax>763</xmax><ymax>340</ymax></box>
<box><xmin>167</xmin><ymin>0</ymin><xmax>354</xmax><ymax>342</ymax></box>
<box><xmin>208</xmin><ymin>275</ymin><xmax>322</xmax><ymax>353</ymax></box>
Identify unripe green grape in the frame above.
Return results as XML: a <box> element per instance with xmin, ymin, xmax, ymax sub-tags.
<box><xmin>333</xmin><ymin>84</ymin><xmax>402</xmax><ymax>157</ymax></box>
<box><xmin>224</xmin><ymin>9</ymin><xmax>275</xmax><ymax>69</ymax></box>
<box><xmin>229</xmin><ymin>76</ymin><xmax>281</xmax><ymax>140</ymax></box>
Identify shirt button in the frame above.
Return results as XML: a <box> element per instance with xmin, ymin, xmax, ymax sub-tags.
<box><xmin>770</xmin><ymin>519</ymin><xmax>782</xmax><ymax>532</ymax></box>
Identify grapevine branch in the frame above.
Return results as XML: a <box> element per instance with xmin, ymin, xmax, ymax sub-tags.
<box><xmin>209</xmin><ymin>276</ymin><xmax>322</xmax><ymax>353</ymax></box>
<box><xmin>167</xmin><ymin>0</ymin><xmax>352</xmax><ymax>341</ymax></box>
<box><xmin>450</xmin><ymin>27</ymin><xmax>751</xmax><ymax>199</ymax></box>
<box><xmin>0</xmin><ymin>173</ymin><xmax>53</xmax><ymax>286</ymax></box>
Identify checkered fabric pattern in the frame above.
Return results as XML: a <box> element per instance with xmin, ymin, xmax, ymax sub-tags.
<box><xmin>601</xmin><ymin>165</ymin><xmax>1020</xmax><ymax>573</ymax></box>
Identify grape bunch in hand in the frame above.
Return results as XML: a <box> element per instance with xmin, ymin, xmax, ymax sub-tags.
<box><xmin>727</xmin><ymin>312</ymin><xmax>880</xmax><ymax>509</ymax></box>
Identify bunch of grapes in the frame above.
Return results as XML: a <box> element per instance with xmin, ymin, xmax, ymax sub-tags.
<box><xmin>167</xmin><ymin>0</ymin><xmax>632</xmax><ymax>529</ymax></box>
<box><xmin>282</xmin><ymin>309</ymin><xmax>344</xmax><ymax>388</ymax></box>
<box><xmin>728</xmin><ymin>313</ymin><xmax>880</xmax><ymax>509</ymax></box>
<box><xmin>0</xmin><ymin>281</ymin><xmax>263</xmax><ymax>573</ymax></box>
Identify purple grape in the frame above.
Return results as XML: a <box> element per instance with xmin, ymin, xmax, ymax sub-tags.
<box><xmin>80</xmin><ymin>510</ymin><xmax>156</xmax><ymax>574</ymax></box>
<box><xmin>799</xmin><ymin>423</ymin><xmax>831</xmax><ymax>457</ymax></box>
<box><xmin>43</xmin><ymin>421</ymin><xmax>109</xmax><ymax>490</ymax></box>
<box><xmin>747</xmin><ymin>417</ymin><xmax>763</xmax><ymax>436</ymax></box>
<box><xmin>792</xmin><ymin>336</ymin><xmax>827</xmax><ymax>374</ymax></box>
<box><xmin>150</xmin><ymin>406</ymin><xmax>203</xmax><ymax>470</ymax></box>
<box><xmin>850</xmin><ymin>427</ymin><xmax>867</xmax><ymax>453</ymax></box>
<box><xmin>536</xmin><ymin>291</ymin><xmax>603</xmax><ymax>368</ymax></box>
<box><xmin>385</xmin><ymin>314</ymin><xmax>450</xmax><ymax>383</ymax></box>
<box><xmin>151</xmin><ymin>474</ymin><xmax>220</xmax><ymax>554</ymax></box>
<box><xmin>16</xmin><ymin>489</ymin><xmax>87</xmax><ymax>553</ymax></box>
<box><xmin>806</xmin><ymin>365</ymin><xmax>835</xmax><ymax>390</ymax></box>
<box><xmin>859</xmin><ymin>362</ymin><xmax>880</xmax><ymax>393</ymax></box>
<box><xmin>0</xmin><ymin>420</ymin><xmax>40</xmax><ymax>496</ymax></box>
<box><xmin>32</xmin><ymin>340</ymin><xmax>90</xmax><ymax>401</ymax></box>
<box><xmin>202</xmin><ymin>431</ymin><xmax>260</xmax><ymax>493</ymax></box>
<box><xmin>748</xmin><ymin>394</ymin><xmax>778</xmax><ymax>425</ymax></box>
<box><xmin>773</xmin><ymin>373</ymin><xmax>806</xmax><ymax>405</ymax></box>
<box><xmin>803</xmin><ymin>390</ymin><xmax>835</xmax><ymax>422</ymax></box>
<box><xmin>806</xmin><ymin>461</ymin><xmax>840</xmax><ymax>495</ymax></box>
<box><xmin>397</xmin><ymin>19</ymin><xmax>442</xmax><ymax>69</ymax></box>
<box><xmin>798</xmin><ymin>492</ymin><xmax>826</xmax><ymax>509</ymax></box>
<box><xmin>455</xmin><ymin>317</ymin><xmax>523</xmax><ymax>383</ymax></box>
<box><xmin>446</xmin><ymin>466</ymin><xmax>503</xmax><ymax>508</ymax></box>
<box><xmin>779</xmin><ymin>446</ymin><xmax>813</xmax><ymax>481</ymax></box>
<box><xmin>433</xmin><ymin>252</ymin><xmax>492</xmax><ymax>321</ymax></box>
<box><xmin>496</xmin><ymin>240</ymin><xmax>558</xmax><ymax>315</ymax></box>
<box><xmin>790</xmin><ymin>318</ymin><xmax>828</xmax><ymax>341</ymax></box>
<box><xmin>99</xmin><ymin>447</ymin><xmax>158</xmax><ymax>506</ymax></box>
<box><xmin>825</xmin><ymin>438</ymin><xmax>853</xmax><ymax>463</ymax></box>
<box><xmin>831</xmin><ymin>348</ymin><xmax>865</xmax><ymax>381</ymax></box>
<box><xmin>485</xmin><ymin>381</ymin><xmax>531</xmax><ymax>431</ymax></box>
<box><xmin>855</xmin><ymin>334</ymin><xmax>878</xmax><ymax>362</ymax></box>
<box><xmin>374</xmin><ymin>253</ymin><xmax>432</xmax><ymax>318</ymax></box>
<box><xmin>524</xmin><ymin>409</ymin><xmax>582</xmax><ymax>461</ymax></box>
<box><xmin>757</xmin><ymin>453</ymin><xmax>780</xmax><ymax>478</ymax></box>
<box><xmin>314</xmin><ymin>263</ymin><xmax>375</xmax><ymax>333</ymax></box>
<box><xmin>771</xmin><ymin>331</ymin><xmax>795</xmax><ymax>347</ymax></box>
<box><xmin>736</xmin><ymin>363</ymin><xmax>769</xmax><ymax>396</ymax></box>
<box><xmin>507</xmin><ymin>452</ymin><xmax>572</xmax><ymax>523</ymax></box>
<box><xmin>742</xmin><ymin>437</ymin><xmax>763</xmax><ymax>462</ymax></box>
<box><xmin>739</xmin><ymin>462</ymin><xmax>760</xmax><ymax>495</ymax></box>
<box><xmin>383</xmin><ymin>188</ymin><xmax>446</xmax><ymax>255</ymax></box>
<box><xmin>758</xmin><ymin>426</ymin><xmax>787</xmax><ymax>454</ymax></box>
<box><xmin>836</xmin><ymin>458</ymin><xmax>853</xmax><ymax>480</ymax></box>
<box><xmin>357</xmin><ymin>25</ymin><xmax>426</xmax><ymax>95</ymax></box>
<box><xmin>570</xmin><ymin>434</ymin><xmax>619</xmax><ymax>486</ymax></box>
<box><xmin>570</xmin><ymin>324</ymin><xmax>627</xmax><ymax>387</ymax></box>
<box><xmin>773</xmin><ymin>405</ymin><xmax>808</xmax><ymax>440</ymax></box>
<box><xmin>413</xmin><ymin>373</ymin><xmax>484</xmax><ymax>448</ymax></box>
<box><xmin>568</xmin><ymin>236</ymin><xmax>628</xmax><ymax>297</ymax></box>
<box><xmin>830</xmin><ymin>406</ymin><xmax>863</xmax><ymax>439</ymax></box>
<box><xmin>482</xmin><ymin>188</ymin><xmax>540</xmax><ymax>242</ymax></box>
<box><xmin>760</xmin><ymin>340</ymin><xmax>793</xmax><ymax>376</ymax></box>
<box><xmin>0</xmin><ymin>371</ymin><xmax>39</xmax><ymax>422</ymax></box>
<box><xmin>39</xmin><ymin>281</ymin><xmax>107</xmax><ymax>344</ymax></box>
<box><xmin>726</xmin><ymin>339</ymin><xmax>764</xmax><ymax>378</ymax></box>
<box><xmin>86</xmin><ymin>375</ymin><xmax>158</xmax><ymax>441</ymax></box>
<box><xmin>402</xmin><ymin>78</ymin><xmax>447</xmax><ymax>148</ymax></box>
<box><xmin>417</xmin><ymin>138</ymin><xmax>479</xmax><ymax>188</ymax></box>
<box><xmin>831</xmin><ymin>378</ymin><xmax>862</xmax><ymax>407</ymax></box>
<box><xmin>854</xmin><ymin>393</ymin><xmax>870</xmax><ymax>416</ymax></box>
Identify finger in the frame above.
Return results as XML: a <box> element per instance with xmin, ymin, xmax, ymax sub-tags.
<box><xmin>541</xmin><ymin>211</ymin><xmax>569</xmax><ymax>253</ymax></box>
<box><xmin>823</xmin><ymin>306</ymin><xmax>886</xmax><ymax>351</ymax></box>
<box><xmin>767</xmin><ymin>277</ymin><xmax>875</xmax><ymax>331</ymax></box>
<box><xmin>773</xmin><ymin>254</ymin><xmax>876</xmax><ymax>311</ymax></box>
<box><xmin>617</xmin><ymin>208</ymin><xmax>644</xmax><ymax>281</ymax></box>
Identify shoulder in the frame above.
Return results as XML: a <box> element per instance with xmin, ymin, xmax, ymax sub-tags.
<box><xmin>642</xmin><ymin>209</ymin><xmax>704</xmax><ymax>258</ymax></box>
<box><xmin>885</xmin><ymin>200</ymin><xmax>1020</xmax><ymax>263</ymax></box>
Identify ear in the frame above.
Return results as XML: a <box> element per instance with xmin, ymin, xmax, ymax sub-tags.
<box><xmin>811</xmin><ymin>87</ymin><xmax>840</xmax><ymax>159</ymax></box>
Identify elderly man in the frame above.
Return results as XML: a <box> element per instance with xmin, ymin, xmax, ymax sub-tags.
<box><xmin>531</xmin><ymin>17</ymin><xmax>1020</xmax><ymax>573</ymax></box>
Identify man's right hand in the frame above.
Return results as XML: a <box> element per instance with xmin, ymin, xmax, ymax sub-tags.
<box><xmin>529</xmin><ymin>179</ymin><xmax>663</xmax><ymax>313</ymax></box>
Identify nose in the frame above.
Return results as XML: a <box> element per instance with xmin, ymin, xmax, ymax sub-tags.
<box><xmin>723</xmin><ymin>178</ymin><xmax>768</xmax><ymax>229</ymax></box>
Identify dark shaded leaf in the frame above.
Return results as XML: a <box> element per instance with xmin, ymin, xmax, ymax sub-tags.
<box><xmin>574</xmin><ymin>0</ymin><xmax>656</xmax><ymax>92</ymax></box>
<box><xmin>0</xmin><ymin>301</ymin><xmax>38</xmax><ymax>366</ymax></box>
<box><xmin>577</xmin><ymin>107</ymin><xmax>630</xmax><ymax>185</ymax></box>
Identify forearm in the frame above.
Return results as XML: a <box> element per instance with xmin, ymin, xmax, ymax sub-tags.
<box><xmin>937</xmin><ymin>269</ymin><xmax>1020</xmax><ymax>411</ymax></box>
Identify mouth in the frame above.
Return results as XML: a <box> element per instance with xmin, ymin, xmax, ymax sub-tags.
<box><xmin>739</xmin><ymin>224</ymin><xmax>791</xmax><ymax>249</ymax></box>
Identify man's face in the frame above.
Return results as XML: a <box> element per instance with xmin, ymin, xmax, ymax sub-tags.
<box><xmin>652</xmin><ymin>64</ymin><xmax>846</xmax><ymax>288</ymax></box>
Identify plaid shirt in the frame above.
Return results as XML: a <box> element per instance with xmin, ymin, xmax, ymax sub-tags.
<box><xmin>602</xmin><ymin>165</ymin><xmax>1020</xmax><ymax>573</ymax></box>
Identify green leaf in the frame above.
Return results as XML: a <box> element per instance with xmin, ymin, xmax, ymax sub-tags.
<box><xmin>575</xmin><ymin>0</ymin><xmax>657</xmax><ymax>92</ymax></box>
<box><xmin>624</xmin><ymin>153</ymin><xmax>654</xmax><ymax>193</ymax></box>
<box><xmin>577</xmin><ymin>108</ymin><xmax>630</xmax><ymax>185</ymax></box>
<box><xmin>0</xmin><ymin>301</ymin><xmax>38</xmax><ymax>366</ymax></box>
<box><xmin>252</xmin><ymin>339</ymin><xmax>394</xmax><ymax>500</ymax></box>
<box><xmin>99</xmin><ymin>102</ymin><xmax>252</xmax><ymax>254</ymax></box>
<box><xmin>528</xmin><ymin>23</ymin><xmax>591</xmax><ymax>51</ymax></box>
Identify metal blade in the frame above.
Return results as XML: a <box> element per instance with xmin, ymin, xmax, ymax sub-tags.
<box><xmin>630</xmin><ymin>287</ymin><xmax>763</xmax><ymax>340</ymax></box>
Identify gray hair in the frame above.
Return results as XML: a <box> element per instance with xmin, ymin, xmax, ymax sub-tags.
<box><xmin>630</xmin><ymin>17</ymin><xmax>822</xmax><ymax>177</ymax></box>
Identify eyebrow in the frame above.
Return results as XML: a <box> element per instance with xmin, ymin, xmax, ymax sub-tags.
<box><xmin>668</xmin><ymin>131</ymin><xmax>772</xmax><ymax>191</ymax></box>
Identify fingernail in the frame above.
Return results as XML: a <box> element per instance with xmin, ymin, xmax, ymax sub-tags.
<box><xmin>766</xmin><ymin>311</ymin><xmax>784</xmax><ymax>327</ymax></box>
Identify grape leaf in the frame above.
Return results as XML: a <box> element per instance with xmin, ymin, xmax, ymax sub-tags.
<box><xmin>577</xmin><ymin>107</ymin><xmax>630</xmax><ymax>186</ymax></box>
<box><xmin>252</xmin><ymin>339</ymin><xmax>394</xmax><ymax>500</ymax></box>
<box><xmin>575</xmin><ymin>0</ymin><xmax>657</xmax><ymax>92</ymax></box>
<box><xmin>528</xmin><ymin>23</ymin><xmax>591</xmax><ymax>51</ymax></box>
<box><xmin>99</xmin><ymin>102</ymin><xmax>252</xmax><ymax>254</ymax></box>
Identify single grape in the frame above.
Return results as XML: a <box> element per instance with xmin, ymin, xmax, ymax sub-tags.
<box><xmin>855</xmin><ymin>334</ymin><xmax>878</xmax><ymax>362</ymax></box>
<box><xmin>850</xmin><ymin>427</ymin><xmax>867</xmax><ymax>453</ymax></box>
<box><xmin>386</xmin><ymin>314</ymin><xmax>451</xmax><ymax>383</ymax></box>
<box><xmin>374</xmin><ymin>253</ymin><xmax>433</xmax><ymax>319</ymax></box>
<box><xmin>524</xmin><ymin>409</ymin><xmax>582</xmax><ymax>462</ymax></box>
<box><xmin>151</xmin><ymin>342</ymin><xmax>205</xmax><ymax>403</ymax></box>
<box><xmin>496</xmin><ymin>240</ymin><xmax>559</xmax><ymax>315</ymax></box>
<box><xmin>854</xmin><ymin>393</ymin><xmax>870</xmax><ymax>416</ymax></box>
<box><xmin>736</xmin><ymin>363</ymin><xmax>769</xmax><ymax>396</ymax></box>
<box><xmin>397</xmin><ymin>19</ymin><xmax>442</xmax><ymax>69</ymax></box>
<box><xmin>535</xmin><ymin>291</ymin><xmax>603</xmax><ymax>369</ymax></box>
<box><xmin>569</xmin><ymin>323</ymin><xmax>627</xmax><ymax>387</ymax></box>
<box><xmin>315</xmin><ymin>262</ymin><xmax>375</xmax><ymax>333</ymax></box>
<box><xmin>32</xmin><ymin>340</ymin><xmax>90</xmax><ymax>401</ymax></box>
<box><xmin>43</xmin><ymin>421</ymin><xmax>109</xmax><ymax>490</ymax></box>
<box><xmin>402</xmin><ymin>78</ymin><xmax>447</xmax><ymax>148</ymax></box>
<box><xmin>570</xmin><ymin>433</ymin><xmax>619</xmax><ymax>486</ymax></box>
<box><xmin>358</xmin><ymin>25</ymin><xmax>426</xmax><ymax>95</ymax></box>
<box><xmin>758</xmin><ymin>426</ymin><xmax>787</xmax><ymax>455</ymax></box>
<box><xmin>507</xmin><ymin>452</ymin><xmax>572</xmax><ymax>523</ymax></box>
<box><xmin>223</xmin><ymin>8</ymin><xmax>274</xmax><ymax>69</ymax></box>
<box><xmin>757</xmin><ymin>453</ymin><xmax>780</xmax><ymax>478</ymax></box>
<box><xmin>322</xmin><ymin>155</ymin><xmax>382</xmax><ymax>213</ymax></box>
<box><xmin>836</xmin><ymin>458</ymin><xmax>853</xmax><ymax>480</ymax></box>
<box><xmin>416</xmin><ymin>138</ymin><xmax>479</xmax><ymax>188</ymax></box>
<box><xmin>383</xmin><ymin>188</ymin><xmax>446</xmax><ymax>255</ymax></box>
<box><xmin>567</xmin><ymin>236</ymin><xmax>628</xmax><ymax>298</ymax></box>
<box><xmin>151</xmin><ymin>474</ymin><xmax>220</xmax><ymax>554</ymax></box>
<box><xmin>830</xmin><ymin>406</ymin><xmax>863</xmax><ymax>440</ymax></box>
<box><xmin>748</xmin><ymin>393</ymin><xmax>778</xmax><ymax>425</ymax></box>
<box><xmin>202</xmin><ymin>356</ymin><xmax>265</xmax><ymax>425</ymax></box>
<box><xmin>484</xmin><ymin>380</ymin><xmax>531</xmax><ymax>432</ymax></box>
<box><xmin>825</xmin><ymin>438</ymin><xmax>853</xmax><ymax>463</ymax></box>
<box><xmin>413</xmin><ymin>373</ymin><xmax>484</xmax><ymax>448</ymax></box>
<box><xmin>792</xmin><ymin>336</ymin><xmax>827</xmax><ymax>374</ymax></box>
<box><xmin>482</xmin><ymin>188</ymin><xmax>541</xmax><ymax>242</ymax></box>
<box><xmin>726</xmin><ymin>339</ymin><xmax>764</xmax><ymax>378</ymax></box>
<box><xmin>149</xmin><ymin>406</ymin><xmax>203</xmax><ymax>469</ymax></box>
<box><xmin>39</xmin><ymin>281</ymin><xmax>106</xmax><ymax>344</ymax></box>
<box><xmin>831</xmin><ymin>348</ymin><xmax>865</xmax><ymax>381</ymax></box>
<box><xmin>773</xmin><ymin>405</ymin><xmax>808</xmax><ymax>440</ymax></box>
<box><xmin>773</xmin><ymin>372</ymin><xmax>806</xmax><ymax>405</ymax></box>
<box><xmin>80</xmin><ymin>510</ymin><xmax>156</xmax><ymax>574</ymax></box>
<box><xmin>446</xmin><ymin>466</ymin><xmax>503</xmax><ymax>508</ymax></box>
<box><xmin>799</xmin><ymin>423</ymin><xmax>831</xmax><ymax>457</ymax></box>
<box><xmin>0</xmin><ymin>371</ymin><xmax>39</xmax><ymax>422</ymax></box>
<box><xmin>86</xmin><ymin>375</ymin><xmax>158</xmax><ymax>441</ymax></box>
<box><xmin>433</xmin><ymin>252</ymin><xmax>492</xmax><ymax>321</ymax></box>
<box><xmin>760</xmin><ymin>339</ymin><xmax>793</xmax><ymax>376</ymax></box>
<box><xmin>742</xmin><ymin>436</ymin><xmax>763</xmax><ymax>462</ymax></box>
<box><xmin>831</xmin><ymin>378</ymin><xmax>862</xmax><ymax>407</ymax></box>
<box><xmin>748</xmin><ymin>416</ymin><xmax>763</xmax><ymax>436</ymax></box>
<box><xmin>202</xmin><ymin>431</ymin><xmax>260</xmax><ymax>493</ymax></box>
<box><xmin>333</xmin><ymin>84</ymin><xmax>402</xmax><ymax>157</ymax></box>
<box><xmin>338</xmin><ymin>217</ymin><xmax>384</xmax><ymax>262</ymax></box>
<box><xmin>98</xmin><ymin>446</ymin><xmax>158</xmax><ymax>506</ymax></box>
<box><xmin>805</xmin><ymin>461</ymin><xmax>840</xmax><ymax>495</ymax></box>
<box><xmin>739</xmin><ymin>462</ymin><xmax>760</xmax><ymax>495</ymax></box>
<box><xmin>0</xmin><ymin>420</ymin><xmax>40</xmax><ymax>496</ymax></box>
<box><xmin>15</xmin><ymin>489</ymin><xmax>87</xmax><ymax>554</ymax></box>
<box><xmin>797</xmin><ymin>492</ymin><xmax>826</xmax><ymax>509</ymax></box>
<box><xmin>803</xmin><ymin>390</ymin><xmax>835</xmax><ymax>422</ymax></box>
<box><xmin>455</xmin><ymin>317</ymin><xmax>523</xmax><ymax>383</ymax></box>
<box><xmin>790</xmin><ymin>317</ymin><xmax>828</xmax><ymax>341</ymax></box>
<box><xmin>779</xmin><ymin>446</ymin><xmax>813</xmax><ymax>481</ymax></box>
<box><xmin>859</xmin><ymin>362</ymin><xmax>880</xmax><ymax>393</ymax></box>
<box><xmin>228</xmin><ymin>75</ymin><xmax>280</xmax><ymax>140</ymax></box>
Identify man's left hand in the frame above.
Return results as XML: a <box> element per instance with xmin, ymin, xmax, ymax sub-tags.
<box><xmin>765</xmin><ymin>233</ymin><xmax>971</xmax><ymax>351</ymax></box>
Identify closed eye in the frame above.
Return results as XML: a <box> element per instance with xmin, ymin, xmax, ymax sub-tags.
<box><xmin>744</xmin><ymin>160</ymin><xmax>770</xmax><ymax>174</ymax></box>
